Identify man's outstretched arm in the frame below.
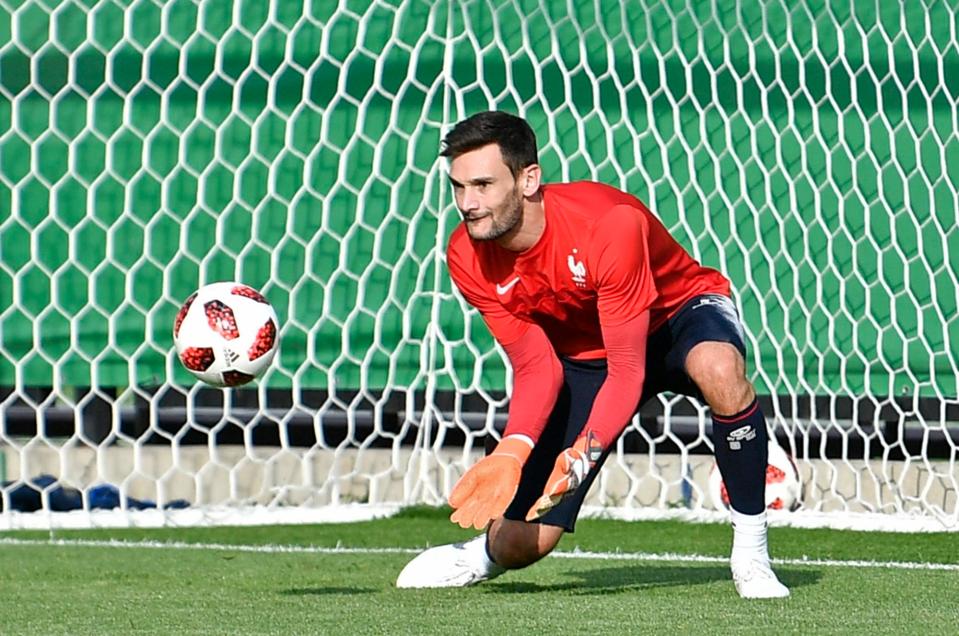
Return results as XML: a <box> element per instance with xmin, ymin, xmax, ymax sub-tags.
<box><xmin>527</xmin><ymin>310</ymin><xmax>650</xmax><ymax>520</ymax></box>
<box><xmin>449</xmin><ymin>324</ymin><xmax>563</xmax><ymax>529</ymax></box>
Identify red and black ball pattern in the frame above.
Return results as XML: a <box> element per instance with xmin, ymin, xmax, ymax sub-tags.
<box><xmin>764</xmin><ymin>464</ymin><xmax>789</xmax><ymax>510</ymax></box>
<box><xmin>204</xmin><ymin>300</ymin><xmax>240</xmax><ymax>340</ymax></box>
<box><xmin>222</xmin><ymin>370</ymin><xmax>256</xmax><ymax>386</ymax></box>
<box><xmin>718</xmin><ymin>463</ymin><xmax>791</xmax><ymax>510</ymax></box>
<box><xmin>179</xmin><ymin>347</ymin><xmax>215</xmax><ymax>371</ymax></box>
<box><xmin>231</xmin><ymin>285</ymin><xmax>269</xmax><ymax>304</ymax></box>
<box><xmin>248</xmin><ymin>318</ymin><xmax>277</xmax><ymax>361</ymax></box>
<box><xmin>174</xmin><ymin>292</ymin><xmax>197</xmax><ymax>338</ymax></box>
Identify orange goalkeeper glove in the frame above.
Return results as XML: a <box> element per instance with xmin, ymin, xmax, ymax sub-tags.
<box><xmin>526</xmin><ymin>432</ymin><xmax>604</xmax><ymax>521</ymax></box>
<box><xmin>448</xmin><ymin>435</ymin><xmax>534</xmax><ymax>530</ymax></box>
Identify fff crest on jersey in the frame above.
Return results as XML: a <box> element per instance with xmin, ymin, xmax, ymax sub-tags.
<box><xmin>567</xmin><ymin>248</ymin><xmax>587</xmax><ymax>288</ymax></box>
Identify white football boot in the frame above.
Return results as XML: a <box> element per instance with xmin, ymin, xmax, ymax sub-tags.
<box><xmin>729</xmin><ymin>509</ymin><xmax>790</xmax><ymax>599</ymax></box>
<box><xmin>396</xmin><ymin>534</ymin><xmax>505</xmax><ymax>589</ymax></box>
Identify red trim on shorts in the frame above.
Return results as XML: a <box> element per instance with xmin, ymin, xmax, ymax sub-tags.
<box><xmin>712</xmin><ymin>398</ymin><xmax>759</xmax><ymax>424</ymax></box>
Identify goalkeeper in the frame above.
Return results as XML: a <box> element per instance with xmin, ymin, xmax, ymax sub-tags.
<box><xmin>396</xmin><ymin>111</ymin><xmax>788</xmax><ymax>599</ymax></box>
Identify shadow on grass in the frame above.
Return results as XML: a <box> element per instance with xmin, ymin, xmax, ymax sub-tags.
<box><xmin>486</xmin><ymin>564</ymin><xmax>822</xmax><ymax>595</ymax></box>
<box><xmin>282</xmin><ymin>587</ymin><xmax>376</xmax><ymax>596</ymax></box>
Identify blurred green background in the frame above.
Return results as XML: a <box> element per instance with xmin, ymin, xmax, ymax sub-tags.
<box><xmin>1</xmin><ymin>0</ymin><xmax>956</xmax><ymax>399</ymax></box>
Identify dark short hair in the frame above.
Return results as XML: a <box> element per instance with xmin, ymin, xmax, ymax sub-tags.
<box><xmin>440</xmin><ymin>111</ymin><xmax>538</xmax><ymax>176</ymax></box>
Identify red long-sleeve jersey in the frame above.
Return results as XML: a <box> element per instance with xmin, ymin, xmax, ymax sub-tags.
<box><xmin>446</xmin><ymin>181</ymin><xmax>730</xmax><ymax>447</ymax></box>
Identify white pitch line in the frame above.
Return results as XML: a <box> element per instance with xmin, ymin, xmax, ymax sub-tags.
<box><xmin>2</xmin><ymin>538</ymin><xmax>958</xmax><ymax>572</ymax></box>
<box><xmin>550</xmin><ymin>549</ymin><xmax>959</xmax><ymax>571</ymax></box>
<box><xmin>0</xmin><ymin>537</ymin><xmax>420</xmax><ymax>555</ymax></box>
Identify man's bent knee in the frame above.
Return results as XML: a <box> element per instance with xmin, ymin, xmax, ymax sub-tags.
<box><xmin>487</xmin><ymin>518</ymin><xmax>564</xmax><ymax>569</ymax></box>
<box><xmin>685</xmin><ymin>341</ymin><xmax>754</xmax><ymax>415</ymax></box>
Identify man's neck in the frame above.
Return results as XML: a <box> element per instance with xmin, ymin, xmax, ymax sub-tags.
<box><xmin>495</xmin><ymin>193</ymin><xmax>545</xmax><ymax>252</ymax></box>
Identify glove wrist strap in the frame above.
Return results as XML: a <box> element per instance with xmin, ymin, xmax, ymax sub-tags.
<box><xmin>573</xmin><ymin>430</ymin><xmax>605</xmax><ymax>466</ymax></box>
<box><xmin>493</xmin><ymin>435</ymin><xmax>534</xmax><ymax>464</ymax></box>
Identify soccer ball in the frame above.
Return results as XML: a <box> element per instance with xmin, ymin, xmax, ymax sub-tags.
<box><xmin>708</xmin><ymin>441</ymin><xmax>803</xmax><ymax>512</ymax></box>
<box><xmin>173</xmin><ymin>282</ymin><xmax>279</xmax><ymax>387</ymax></box>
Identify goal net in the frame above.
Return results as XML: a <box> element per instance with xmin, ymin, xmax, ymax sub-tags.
<box><xmin>1</xmin><ymin>0</ymin><xmax>957</xmax><ymax>529</ymax></box>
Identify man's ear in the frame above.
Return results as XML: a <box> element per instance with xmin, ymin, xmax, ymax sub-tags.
<box><xmin>520</xmin><ymin>164</ymin><xmax>541</xmax><ymax>197</ymax></box>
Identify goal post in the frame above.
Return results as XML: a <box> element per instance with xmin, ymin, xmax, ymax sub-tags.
<box><xmin>1</xmin><ymin>0</ymin><xmax>957</xmax><ymax>529</ymax></box>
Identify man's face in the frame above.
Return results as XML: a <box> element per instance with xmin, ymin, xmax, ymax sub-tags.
<box><xmin>448</xmin><ymin>144</ymin><xmax>524</xmax><ymax>241</ymax></box>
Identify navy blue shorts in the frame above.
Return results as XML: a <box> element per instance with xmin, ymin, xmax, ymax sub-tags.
<box><xmin>502</xmin><ymin>293</ymin><xmax>747</xmax><ymax>531</ymax></box>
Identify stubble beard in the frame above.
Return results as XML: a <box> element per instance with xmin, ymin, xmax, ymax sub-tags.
<box><xmin>466</xmin><ymin>186</ymin><xmax>524</xmax><ymax>241</ymax></box>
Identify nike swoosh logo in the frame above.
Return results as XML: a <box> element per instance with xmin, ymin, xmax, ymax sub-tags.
<box><xmin>496</xmin><ymin>277</ymin><xmax>520</xmax><ymax>295</ymax></box>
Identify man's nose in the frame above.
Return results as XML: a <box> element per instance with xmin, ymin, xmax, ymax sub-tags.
<box><xmin>461</xmin><ymin>188</ymin><xmax>481</xmax><ymax>212</ymax></box>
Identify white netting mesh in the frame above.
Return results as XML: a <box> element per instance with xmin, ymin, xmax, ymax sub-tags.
<box><xmin>0</xmin><ymin>0</ymin><xmax>956</xmax><ymax>528</ymax></box>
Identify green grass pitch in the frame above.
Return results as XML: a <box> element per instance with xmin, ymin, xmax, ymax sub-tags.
<box><xmin>1</xmin><ymin>507</ymin><xmax>957</xmax><ymax>634</ymax></box>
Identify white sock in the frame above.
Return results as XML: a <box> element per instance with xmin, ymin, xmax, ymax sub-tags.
<box><xmin>730</xmin><ymin>509</ymin><xmax>769</xmax><ymax>560</ymax></box>
<box><xmin>465</xmin><ymin>534</ymin><xmax>503</xmax><ymax>573</ymax></box>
